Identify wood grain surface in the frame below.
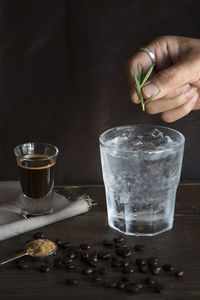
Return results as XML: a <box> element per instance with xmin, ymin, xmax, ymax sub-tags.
<box><xmin>0</xmin><ymin>183</ymin><xmax>199</xmax><ymax>300</ymax></box>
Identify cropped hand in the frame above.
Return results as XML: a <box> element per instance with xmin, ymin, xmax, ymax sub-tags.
<box><xmin>127</xmin><ymin>35</ymin><xmax>200</xmax><ymax>122</ymax></box>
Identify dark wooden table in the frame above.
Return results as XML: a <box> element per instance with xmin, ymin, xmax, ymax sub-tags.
<box><xmin>0</xmin><ymin>183</ymin><xmax>200</xmax><ymax>300</ymax></box>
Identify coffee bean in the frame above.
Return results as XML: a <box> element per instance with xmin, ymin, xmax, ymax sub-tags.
<box><xmin>103</xmin><ymin>239</ymin><xmax>115</xmax><ymax>247</ymax></box>
<box><xmin>145</xmin><ymin>276</ymin><xmax>156</xmax><ymax>285</ymax></box>
<box><xmin>68</xmin><ymin>251</ymin><xmax>76</xmax><ymax>259</ymax></box>
<box><xmin>66</xmin><ymin>264</ymin><xmax>76</xmax><ymax>270</ymax></box>
<box><xmin>18</xmin><ymin>262</ymin><xmax>30</xmax><ymax>269</ymax></box>
<box><xmin>91</xmin><ymin>273</ymin><xmax>102</xmax><ymax>282</ymax></box>
<box><xmin>99</xmin><ymin>267</ymin><xmax>108</xmax><ymax>275</ymax></box>
<box><xmin>136</xmin><ymin>258</ymin><xmax>147</xmax><ymax>266</ymax></box>
<box><xmin>53</xmin><ymin>258</ymin><xmax>64</xmax><ymax>267</ymax></box>
<box><xmin>86</xmin><ymin>258</ymin><xmax>97</xmax><ymax>267</ymax></box>
<box><xmin>81</xmin><ymin>252</ymin><xmax>89</xmax><ymax>260</ymax></box>
<box><xmin>117</xmin><ymin>282</ymin><xmax>126</xmax><ymax>289</ymax></box>
<box><xmin>55</xmin><ymin>239</ymin><xmax>64</xmax><ymax>247</ymax></box>
<box><xmin>121</xmin><ymin>275</ymin><xmax>131</xmax><ymax>282</ymax></box>
<box><xmin>104</xmin><ymin>281</ymin><xmax>117</xmax><ymax>288</ymax></box>
<box><xmin>62</xmin><ymin>242</ymin><xmax>71</xmax><ymax>249</ymax></box>
<box><xmin>63</xmin><ymin>258</ymin><xmax>73</xmax><ymax>264</ymax></box>
<box><xmin>39</xmin><ymin>264</ymin><xmax>50</xmax><ymax>272</ymax></box>
<box><xmin>112</xmin><ymin>260</ymin><xmax>122</xmax><ymax>268</ymax></box>
<box><xmin>110</xmin><ymin>255</ymin><xmax>121</xmax><ymax>261</ymax></box>
<box><xmin>135</xmin><ymin>282</ymin><xmax>143</xmax><ymax>289</ymax></box>
<box><xmin>82</xmin><ymin>267</ymin><xmax>93</xmax><ymax>275</ymax></box>
<box><xmin>114</xmin><ymin>236</ymin><xmax>124</xmax><ymax>243</ymax></box>
<box><xmin>92</xmin><ymin>271</ymin><xmax>100</xmax><ymax>276</ymax></box>
<box><xmin>121</xmin><ymin>261</ymin><xmax>130</xmax><ymax>268</ymax></box>
<box><xmin>115</xmin><ymin>242</ymin><xmax>127</xmax><ymax>248</ymax></box>
<box><xmin>151</xmin><ymin>266</ymin><xmax>162</xmax><ymax>275</ymax></box>
<box><xmin>80</xmin><ymin>243</ymin><xmax>91</xmax><ymax>250</ymax></box>
<box><xmin>163</xmin><ymin>264</ymin><xmax>174</xmax><ymax>272</ymax></box>
<box><xmin>34</xmin><ymin>232</ymin><xmax>45</xmax><ymax>239</ymax></box>
<box><xmin>135</xmin><ymin>244</ymin><xmax>145</xmax><ymax>251</ymax></box>
<box><xmin>148</xmin><ymin>257</ymin><xmax>159</xmax><ymax>267</ymax></box>
<box><xmin>175</xmin><ymin>270</ymin><xmax>184</xmax><ymax>277</ymax></box>
<box><xmin>139</xmin><ymin>265</ymin><xmax>148</xmax><ymax>273</ymax></box>
<box><xmin>98</xmin><ymin>250</ymin><xmax>111</xmax><ymax>259</ymax></box>
<box><xmin>122</xmin><ymin>266</ymin><xmax>135</xmax><ymax>274</ymax></box>
<box><xmin>66</xmin><ymin>278</ymin><xmax>78</xmax><ymax>285</ymax></box>
<box><xmin>154</xmin><ymin>282</ymin><xmax>165</xmax><ymax>293</ymax></box>
<box><xmin>71</xmin><ymin>246</ymin><xmax>82</xmax><ymax>254</ymax></box>
<box><xmin>127</xmin><ymin>284</ymin><xmax>140</xmax><ymax>293</ymax></box>
<box><xmin>89</xmin><ymin>252</ymin><xmax>98</xmax><ymax>262</ymax></box>
<box><xmin>116</xmin><ymin>247</ymin><xmax>132</xmax><ymax>258</ymax></box>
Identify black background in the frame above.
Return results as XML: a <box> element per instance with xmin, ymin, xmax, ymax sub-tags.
<box><xmin>0</xmin><ymin>0</ymin><xmax>200</xmax><ymax>184</ymax></box>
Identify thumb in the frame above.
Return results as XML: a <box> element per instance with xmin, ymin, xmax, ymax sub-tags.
<box><xmin>142</xmin><ymin>61</ymin><xmax>193</xmax><ymax>100</ymax></box>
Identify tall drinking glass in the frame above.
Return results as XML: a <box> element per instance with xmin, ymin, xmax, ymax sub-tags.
<box><xmin>14</xmin><ymin>142</ymin><xmax>59</xmax><ymax>217</ymax></box>
<box><xmin>99</xmin><ymin>125</ymin><xmax>185</xmax><ymax>236</ymax></box>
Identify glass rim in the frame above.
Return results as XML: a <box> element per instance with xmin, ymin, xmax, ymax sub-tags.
<box><xmin>99</xmin><ymin>124</ymin><xmax>185</xmax><ymax>154</ymax></box>
<box><xmin>14</xmin><ymin>142</ymin><xmax>59</xmax><ymax>161</ymax></box>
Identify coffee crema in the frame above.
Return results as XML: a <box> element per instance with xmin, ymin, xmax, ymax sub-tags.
<box><xmin>17</xmin><ymin>154</ymin><xmax>56</xmax><ymax>199</ymax></box>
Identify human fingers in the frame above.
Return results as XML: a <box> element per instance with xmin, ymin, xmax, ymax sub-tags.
<box><xmin>126</xmin><ymin>51</ymin><xmax>156</xmax><ymax>104</ymax></box>
<box><xmin>127</xmin><ymin>35</ymin><xmax>181</xmax><ymax>103</ymax></box>
<box><xmin>192</xmin><ymin>90</ymin><xmax>200</xmax><ymax>110</ymax></box>
<box><xmin>128</xmin><ymin>35</ymin><xmax>200</xmax><ymax>104</ymax></box>
<box><xmin>141</xmin><ymin>36</ymin><xmax>200</xmax><ymax>100</ymax></box>
<box><xmin>193</xmin><ymin>101</ymin><xmax>200</xmax><ymax>110</ymax></box>
<box><xmin>142</xmin><ymin>58</ymin><xmax>194</xmax><ymax>101</ymax></box>
<box><xmin>155</xmin><ymin>83</ymin><xmax>191</xmax><ymax>99</ymax></box>
<box><xmin>160</xmin><ymin>92</ymin><xmax>198</xmax><ymax>122</ymax></box>
<box><xmin>146</xmin><ymin>86</ymin><xmax>197</xmax><ymax>114</ymax></box>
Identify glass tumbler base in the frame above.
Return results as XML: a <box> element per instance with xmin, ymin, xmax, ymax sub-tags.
<box><xmin>108</xmin><ymin>218</ymin><xmax>173</xmax><ymax>237</ymax></box>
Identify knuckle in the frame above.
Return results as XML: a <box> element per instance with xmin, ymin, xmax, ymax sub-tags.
<box><xmin>146</xmin><ymin>103</ymin><xmax>155</xmax><ymax>114</ymax></box>
<box><xmin>182</xmin><ymin>104</ymin><xmax>191</xmax><ymax>115</ymax></box>
<box><xmin>152</xmin><ymin>36</ymin><xmax>165</xmax><ymax>47</ymax></box>
<box><xmin>151</xmin><ymin>35</ymin><xmax>172</xmax><ymax>52</ymax></box>
<box><xmin>177</xmin><ymin>94</ymin><xmax>186</xmax><ymax>105</ymax></box>
<box><xmin>161</xmin><ymin>113</ymin><xmax>173</xmax><ymax>123</ymax></box>
<box><xmin>131</xmin><ymin>92</ymin><xmax>139</xmax><ymax>103</ymax></box>
<box><xmin>163</xmin><ymin>69</ymin><xmax>177</xmax><ymax>87</ymax></box>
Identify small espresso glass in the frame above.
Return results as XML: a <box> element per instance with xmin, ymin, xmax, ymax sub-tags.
<box><xmin>14</xmin><ymin>142</ymin><xmax>59</xmax><ymax>217</ymax></box>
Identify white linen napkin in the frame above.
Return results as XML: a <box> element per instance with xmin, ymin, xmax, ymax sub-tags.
<box><xmin>0</xmin><ymin>181</ymin><xmax>94</xmax><ymax>241</ymax></box>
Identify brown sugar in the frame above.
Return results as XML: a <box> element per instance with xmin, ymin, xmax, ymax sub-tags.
<box><xmin>26</xmin><ymin>239</ymin><xmax>57</xmax><ymax>256</ymax></box>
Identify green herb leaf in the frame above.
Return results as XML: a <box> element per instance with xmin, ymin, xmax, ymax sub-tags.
<box><xmin>144</xmin><ymin>90</ymin><xmax>161</xmax><ymax>104</ymax></box>
<box><xmin>131</xmin><ymin>71</ymin><xmax>144</xmax><ymax>110</ymax></box>
<box><xmin>130</xmin><ymin>64</ymin><xmax>160</xmax><ymax>111</ymax></box>
<box><xmin>140</xmin><ymin>65</ymin><xmax>154</xmax><ymax>87</ymax></box>
<box><xmin>137</xmin><ymin>64</ymin><xmax>142</xmax><ymax>82</ymax></box>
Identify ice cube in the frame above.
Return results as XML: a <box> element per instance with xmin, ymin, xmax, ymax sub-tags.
<box><xmin>132</xmin><ymin>136</ymin><xmax>143</xmax><ymax>146</ymax></box>
<box><xmin>150</xmin><ymin>128</ymin><xmax>164</xmax><ymax>138</ymax></box>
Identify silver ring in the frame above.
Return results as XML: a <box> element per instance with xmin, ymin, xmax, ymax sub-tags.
<box><xmin>139</xmin><ymin>47</ymin><xmax>156</xmax><ymax>66</ymax></box>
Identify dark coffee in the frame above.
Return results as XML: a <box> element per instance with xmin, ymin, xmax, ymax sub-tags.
<box><xmin>18</xmin><ymin>154</ymin><xmax>56</xmax><ymax>198</ymax></box>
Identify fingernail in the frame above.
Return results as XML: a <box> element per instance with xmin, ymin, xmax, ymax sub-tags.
<box><xmin>142</xmin><ymin>82</ymin><xmax>159</xmax><ymax>98</ymax></box>
<box><xmin>190</xmin><ymin>92</ymin><xmax>198</xmax><ymax>104</ymax></box>
<box><xmin>176</xmin><ymin>84</ymin><xmax>190</xmax><ymax>95</ymax></box>
<box><xmin>186</xmin><ymin>87</ymin><xmax>197</xmax><ymax>98</ymax></box>
<box><xmin>131</xmin><ymin>92</ymin><xmax>140</xmax><ymax>104</ymax></box>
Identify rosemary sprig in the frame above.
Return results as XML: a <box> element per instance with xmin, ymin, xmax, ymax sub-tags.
<box><xmin>131</xmin><ymin>64</ymin><xmax>160</xmax><ymax>111</ymax></box>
